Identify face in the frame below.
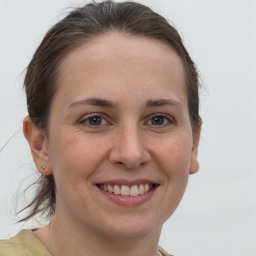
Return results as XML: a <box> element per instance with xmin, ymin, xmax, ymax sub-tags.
<box><xmin>34</xmin><ymin>33</ymin><xmax>200</xmax><ymax>240</ymax></box>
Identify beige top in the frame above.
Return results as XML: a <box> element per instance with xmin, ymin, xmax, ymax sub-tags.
<box><xmin>0</xmin><ymin>230</ymin><xmax>172</xmax><ymax>256</ymax></box>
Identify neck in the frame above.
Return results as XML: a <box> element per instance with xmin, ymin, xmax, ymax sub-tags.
<box><xmin>34</xmin><ymin>216</ymin><xmax>162</xmax><ymax>256</ymax></box>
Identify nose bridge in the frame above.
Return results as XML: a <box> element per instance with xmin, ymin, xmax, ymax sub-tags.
<box><xmin>122</xmin><ymin>124</ymin><xmax>143</xmax><ymax>154</ymax></box>
<box><xmin>109</xmin><ymin>121</ymin><xmax>150</xmax><ymax>168</ymax></box>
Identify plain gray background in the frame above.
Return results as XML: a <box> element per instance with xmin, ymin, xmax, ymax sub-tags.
<box><xmin>0</xmin><ymin>1</ymin><xmax>255</xmax><ymax>255</ymax></box>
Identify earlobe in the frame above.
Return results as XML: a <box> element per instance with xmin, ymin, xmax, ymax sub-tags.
<box><xmin>189</xmin><ymin>160</ymin><xmax>199</xmax><ymax>174</ymax></box>
<box><xmin>189</xmin><ymin>124</ymin><xmax>201</xmax><ymax>175</ymax></box>
<box><xmin>23</xmin><ymin>116</ymin><xmax>53</xmax><ymax>175</ymax></box>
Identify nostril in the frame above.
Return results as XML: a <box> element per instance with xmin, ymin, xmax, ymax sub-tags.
<box><xmin>108</xmin><ymin>142</ymin><xmax>151</xmax><ymax>169</ymax></box>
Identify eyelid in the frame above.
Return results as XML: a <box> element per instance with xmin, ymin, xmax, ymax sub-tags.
<box><xmin>79</xmin><ymin>113</ymin><xmax>111</xmax><ymax>126</ymax></box>
<box><xmin>78</xmin><ymin>112</ymin><xmax>175</xmax><ymax>127</ymax></box>
<box><xmin>144</xmin><ymin>113</ymin><xmax>175</xmax><ymax>126</ymax></box>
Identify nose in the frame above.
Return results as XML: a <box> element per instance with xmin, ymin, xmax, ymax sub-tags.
<box><xmin>109</xmin><ymin>125</ymin><xmax>151</xmax><ymax>169</ymax></box>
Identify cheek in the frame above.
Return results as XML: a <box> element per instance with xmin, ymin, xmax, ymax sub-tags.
<box><xmin>155</xmin><ymin>134</ymin><xmax>192</xmax><ymax>176</ymax></box>
<box><xmin>48</xmin><ymin>131</ymin><xmax>109</xmax><ymax>208</ymax></box>
<box><xmin>151</xmin><ymin>136</ymin><xmax>192</xmax><ymax>221</ymax></box>
<box><xmin>155</xmin><ymin>134</ymin><xmax>192</xmax><ymax>198</ymax></box>
<box><xmin>48</xmin><ymin>129</ymin><xmax>109</xmax><ymax>181</ymax></box>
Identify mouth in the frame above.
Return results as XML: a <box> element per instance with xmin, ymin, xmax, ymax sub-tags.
<box><xmin>96</xmin><ymin>183</ymin><xmax>158</xmax><ymax>197</ymax></box>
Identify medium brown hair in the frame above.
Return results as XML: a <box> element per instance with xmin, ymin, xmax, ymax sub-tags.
<box><xmin>20</xmin><ymin>0</ymin><xmax>201</xmax><ymax>221</ymax></box>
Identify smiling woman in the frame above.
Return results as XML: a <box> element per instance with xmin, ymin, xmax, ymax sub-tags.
<box><xmin>0</xmin><ymin>1</ymin><xmax>201</xmax><ymax>256</ymax></box>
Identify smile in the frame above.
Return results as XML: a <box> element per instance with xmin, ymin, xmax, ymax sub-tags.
<box><xmin>97</xmin><ymin>184</ymin><xmax>156</xmax><ymax>197</ymax></box>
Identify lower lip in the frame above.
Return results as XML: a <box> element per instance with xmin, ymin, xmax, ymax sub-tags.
<box><xmin>98</xmin><ymin>186</ymin><xmax>157</xmax><ymax>206</ymax></box>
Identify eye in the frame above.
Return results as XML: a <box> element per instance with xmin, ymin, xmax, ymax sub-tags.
<box><xmin>146</xmin><ymin>114</ymin><xmax>173</xmax><ymax>126</ymax></box>
<box><xmin>80</xmin><ymin>115</ymin><xmax>109</xmax><ymax>127</ymax></box>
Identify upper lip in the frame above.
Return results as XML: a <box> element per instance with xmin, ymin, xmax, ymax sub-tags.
<box><xmin>95</xmin><ymin>179</ymin><xmax>158</xmax><ymax>186</ymax></box>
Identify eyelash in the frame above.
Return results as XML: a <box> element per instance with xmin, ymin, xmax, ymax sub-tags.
<box><xmin>79</xmin><ymin>113</ymin><xmax>110</xmax><ymax>127</ymax></box>
<box><xmin>145</xmin><ymin>114</ymin><xmax>175</xmax><ymax>127</ymax></box>
<box><xmin>79</xmin><ymin>113</ymin><xmax>175</xmax><ymax>128</ymax></box>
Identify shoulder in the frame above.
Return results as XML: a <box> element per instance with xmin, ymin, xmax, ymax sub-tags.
<box><xmin>0</xmin><ymin>229</ymin><xmax>50</xmax><ymax>256</ymax></box>
<box><xmin>158</xmin><ymin>246</ymin><xmax>174</xmax><ymax>256</ymax></box>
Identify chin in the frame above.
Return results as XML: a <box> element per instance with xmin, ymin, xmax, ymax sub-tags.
<box><xmin>94</xmin><ymin>216</ymin><xmax>164</xmax><ymax>242</ymax></box>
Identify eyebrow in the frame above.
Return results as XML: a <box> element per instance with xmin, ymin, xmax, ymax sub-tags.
<box><xmin>146</xmin><ymin>99</ymin><xmax>183</xmax><ymax>109</ymax></box>
<box><xmin>69</xmin><ymin>98</ymin><xmax>116</xmax><ymax>109</ymax></box>
<box><xmin>69</xmin><ymin>97</ymin><xmax>182</xmax><ymax>109</ymax></box>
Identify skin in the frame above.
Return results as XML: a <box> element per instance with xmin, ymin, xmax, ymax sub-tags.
<box><xmin>24</xmin><ymin>32</ymin><xmax>200</xmax><ymax>256</ymax></box>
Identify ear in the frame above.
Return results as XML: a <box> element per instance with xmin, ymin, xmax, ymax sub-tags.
<box><xmin>23</xmin><ymin>116</ymin><xmax>53</xmax><ymax>175</ymax></box>
<box><xmin>189</xmin><ymin>124</ymin><xmax>201</xmax><ymax>175</ymax></box>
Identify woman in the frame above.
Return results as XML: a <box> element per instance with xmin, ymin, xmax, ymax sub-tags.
<box><xmin>0</xmin><ymin>1</ymin><xmax>201</xmax><ymax>255</ymax></box>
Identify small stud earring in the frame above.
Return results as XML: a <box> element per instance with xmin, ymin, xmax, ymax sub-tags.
<box><xmin>42</xmin><ymin>165</ymin><xmax>46</xmax><ymax>170</ymax></box>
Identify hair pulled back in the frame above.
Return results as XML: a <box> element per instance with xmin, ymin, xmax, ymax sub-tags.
<box><xmin>21</xmin><ymin>0</ymin><xmax>201</xmax><ymax>222</ymax></box>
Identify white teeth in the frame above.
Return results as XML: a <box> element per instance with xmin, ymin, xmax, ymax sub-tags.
<box><xmin>130</xmin><ymin>185</ymin><xmax>139</xmax><ymax>196</ymax></box>
<box><xmin>100</xmin><ymin>183</ymin><xmax>154</xmax><ymax>196</ymax></box>
<box><xmin>114</xmin><ymin>185</ymin><xmax>121</xmax><ymax>195</ymax></box>
<box><xmin>108</xmin><ymin>184</ymin><xmax>113</xmax><ymax>193</ymax></box>
<box><xmin>121</xmin><ymin>185</ymin><xmax>130</xmax><ymax>196</ymax></box>
<box><xmin>138</xmin><ymin>184</ymin><xmax>145</xmax><ymax>194</ymax></box>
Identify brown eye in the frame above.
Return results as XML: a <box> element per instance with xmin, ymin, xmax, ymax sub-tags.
<box><xmin>88</xmin><ymin>116</ymin><xmax>103</xmax><ymax>126</ymax></box>
<box><xmin>81</xmin><ymin>115</ymin><xmax>109</xmax><ymax>127</ymax></box>
<box><xmin>147</xmin><ymin>115</ymin><xmax>173</xmax><ymax>126</ymax></box>
<box><xmin>151</xmin><ymin>116</ymin><xmax>165</xmax><ymax>125</ymax></box>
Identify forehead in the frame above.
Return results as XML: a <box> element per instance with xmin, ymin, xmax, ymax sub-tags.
<box><xmin>58</xmin><ymin>32</ymin><xmax>185</xmax><ymax>76</ymax></box>
<box><xmin>55</xmin><ymin>32</ymin><xmax>187</xmax><ymax>107</ymax></box>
